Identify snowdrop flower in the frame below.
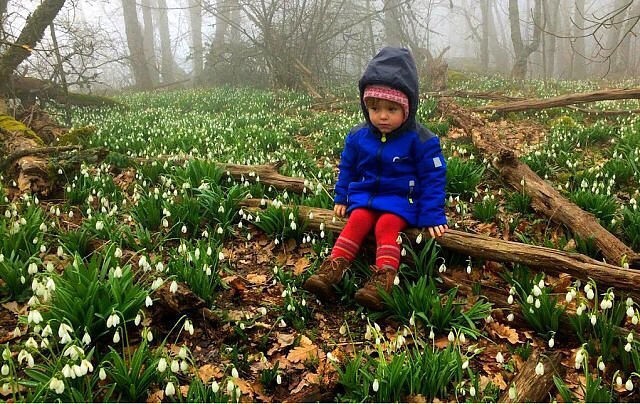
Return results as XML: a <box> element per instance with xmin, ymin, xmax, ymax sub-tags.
<box><xmin>180</xmin><ymin>360</ymin><xmax>188</xmax><ymax>372</ymax></box>
<box><xmin>586</xmin><ymin>288</ymin><xmax>595</xmax><ymax>300</ymax></box>
<box><xmin>532</xmin><ymin>285</ymin><xmax>542</xmax><ymax>297</ymax></box>
<box><xmin>113</xmin><ymin>330</ymin><xmax>121</xmax><ymax>343</ymax></box>
<box><xmin>158</xmin><ymin>358</ymin><xmax>167</xmax><ymax>372</ymax></box>
<box><xmin>95</xmin><ymin>221</ymin><xmax>104</xmax><ymax>231</ymax></box>
<box><xmin>626</xmin><ymin>378</ymin><xmax>634</xmax><ymax>391</ymax></box>
<box><xmin>507</xmin><ymin>313</ymin><xmax>514</xmax><ymax>321</ymax></box>
<box><xmin>107</xmin><ymin>313</ymin><xmax>120</xmax><ymax>328</ymax></box>
<box><xmin>590</xmin><ymin>314</ymin><xmax>597</xmax><ymax>325</ymax></box>
<box><xmin>99</xmin><ymin>368</ymin><xmax>107</xmax><ymax>381</ymax></box>
<box><xmin>535</xmin><ymin>362</ymin><xmax>544</xmax><ymax>375</ymax></box>
<box><xmin>145</xmin><ymin>295</ymin><xmax>153</xmax><ymax>307</ymax></box>
<box><xmin>625</xmin><ymin>342</ymin><xmax>632</xmax><ymax>352</ymax></box>
<box><xmin>50</xmin><ymin>377</ymin><xmax>65</xmax><ymax>394</ymax></box>
<box><xmin>548</xmin><ymin>336</ymin><xmax>555</xmax><ymax>348</ymax></box>
<box><xmin>170</xmin><ymin>281</ymin><xmax>178</xmax><ymax>293</ymax></box>
<box><xmin>372</xmin><ymin>379</ymin><xmax>379</xmax><ymax>392</ymax></box>
<box><xmin>171</xmin><ymin>360</ymin><xmax>180</xmax><ymax>373</ymax></box>
<box><xmin>165</xmin><ymin>381</ymin><xmax>176</xmax><ymax>396</ymax></box>
<box><xmin>1</xmin><ymin>364</ymin><xmax>8</xmax><ymax>376</ymax></box>
<box><xmin>212</xmin><ymin>380</ymin><xmax>220</xmax><ymax>393</ymax></box>
<box><xmin>448</xmin><ymin>331</ymin><xmax>455</xmax><ymax>342</ymax></box>
<box><xmin>27</xmin><ymin>310</ymin><xmax>43</xmax><ymax>325</ymax></box>
<box><xmin>496</xmin><ymin>352</ymin><xmax>504</xmax><ymax>363</ymax></box>
<box><xmin>113</xmin><ymin>266</ymin><xmax>123</xmax><ymax>278</ymax></box>
<box><xmin>628</xmin><ymin>306</ymin><xmax>636</xmax><ymax>317</ymax></box>
<box><xmin>508</xmin><ymin>384</ymin><xmax>517</xmax><ymax>400</ymax></box>
<box><xmin>231</xmin><ymin>367</ymin><xmax>239</xmax><ymax>378</ymax></box>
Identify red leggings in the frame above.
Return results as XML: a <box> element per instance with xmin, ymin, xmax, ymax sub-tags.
<box><xmin>331</xmin><ymin>208</ymin><xmax>407</xmax><ymax>270</ymax></box>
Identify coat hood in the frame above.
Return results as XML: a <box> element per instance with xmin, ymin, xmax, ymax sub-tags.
<box><xmin>358</xmin><ymin>47</ymin><xmax>420</xmax><ymax>134</ymax></box>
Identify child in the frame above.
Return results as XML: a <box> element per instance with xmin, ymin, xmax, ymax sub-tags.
<box><xmin>303</xmin><ymin>47</ymin><xmax>448</xmax><ymax>310</ymax></box>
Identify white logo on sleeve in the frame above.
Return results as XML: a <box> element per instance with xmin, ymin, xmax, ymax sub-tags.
<box><xmin>433</xmin><ymin>157</ymin><xmax>442</xmax><ymax>168</ymax></box>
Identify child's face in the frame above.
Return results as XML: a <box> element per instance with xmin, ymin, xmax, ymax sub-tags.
<box><xmin>365</xmin><ymin>98</ymin><xmax>405</xmax><ymax>134</ymax></box>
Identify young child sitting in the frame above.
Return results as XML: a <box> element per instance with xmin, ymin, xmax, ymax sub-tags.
<box><xmin>304</xmin><ymin>46</ymin><xmax>448</xmax><ymax>310</ymax></box>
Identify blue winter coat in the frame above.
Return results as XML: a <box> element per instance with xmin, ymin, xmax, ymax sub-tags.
<box><xmin>334</xmin><ymin>47</ymin><xmax>447</xmax><ymax>228</ymax></box>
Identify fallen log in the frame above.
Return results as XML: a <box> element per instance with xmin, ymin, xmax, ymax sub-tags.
<box><xmin>240</xmin><ymin>199</ymin><xmax>640</xmax><ymax>301</ymax></box>
<box><xmin>440</xmin><ymin>99</ymin><xmax>639</xmax><ymax>267</ymax></box>
<box><xmin>423</xmin><ymin>90</ymin><xmax>525</xmax><ymax>103</ymax></box>
<box><xmin>136</xmin><ymin>156</ymin><xmax>319</xmax><ymax>194</ymax></box>
<box><xmin>472</xmin><ymin>87</ymin><xmax>640</xmax><ymax>114</ymax></box>
<box><xmin>499</xmin><ymin>350</ymin><xmax>563</xmax><ymax>403</ymax></box>
<box><xmin>220</xmin><ymin>162</ymin><xmax>313</xmax><ymax>194</ymax></box>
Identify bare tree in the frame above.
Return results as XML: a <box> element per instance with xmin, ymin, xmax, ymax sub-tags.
<box><xmin>121</xmin><ymin>0</ymin><xmax>153</xmax><ymax>89</ymax></box>
<box><xmin>384</xmin><ymin>0</ymin><xmax>403</xmax><ymax>46</ymax></box>
<box><xmin>508</xmin><ymin>0</ymin><xmax>542</xmax><ymax>79</ymax></box>
<box><xmin>189</xmin><ymin>0</ymin><xmax>203</xmax><ymax>80</ymax></box>
<box><xmin>141</xmin><ymin>0</ymin><xmax>159</xmax><ymax>85</ymax></box>
<box><xmin>572</xmin><ymin>0</ymin><xmax>587</xmax><ymax>79</ymax></box>
<box><xmin>542</xmin><ymin>0</ymin><xmax>560</xmax><ymax>78</ymax></box>
<box><xmin>156</xmin><ymin>0</ymin><xmax>175</xmax><ymax>84</ymax></box>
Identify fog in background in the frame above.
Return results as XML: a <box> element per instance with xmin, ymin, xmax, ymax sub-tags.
<box><xmin>2</xmin><ymin>0</ymin><xmax>638</xmax><ymax>94</ymax></box>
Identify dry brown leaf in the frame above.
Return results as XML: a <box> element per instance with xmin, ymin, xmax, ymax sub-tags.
<box><xmin>492</xmin><ymin>373</ymin><xmax>508</xmax><ymax>390</ymax></box>
<box><xmin>293</xmin><ymin>257</ymin><xmax>310</xmax><ymax>275</ymax></box>
<box><xmin>488</xmin><ymin>322</ymin><xmax>521</xmax><ymax>344</ymax></box>
<box><xmin>198</xmin><ymin>364</ymin><xmax>223</xmax><ymax>382</ymax></box>
<box><xmin>2</xmin><ymin>301</ymin><xmax>25</xmax><ymax>314</ymax></box>
<box><xmin>291</xmin><ymin>373</ymin><xmax>320</xmax><ymax>395</ymax></box>
<box><xmin>287</xmin><ymin>335</ymin><xmax>325</xmax><ymax>363</ymax></box>
<box><xmin>233</xmin><ymin>378</ymin><xmax>254</xmax><ymax>397</ymax></box>
<box><xmin>146</xmin><ymin>389</ymin><xmax>164</xmax><ymax>403</ymax></box>
<box><xmin>180</xmin><ymin>385</ymin><xmax>189</xmax><ymax>397</ymax></box>
<box><xmin>277</xmin><ymin>332</ymin><xmax>296</xmax><ymax>348</ymax></box>
<box><xmin>287</xmin><ymin>344</ymin><xmax>319</xmax><ymax>363</ymax></box>
<box><xmin>246</xmin><ymin>274</ymin><xmax>267</xmax><ymax>284</ymax></box>
<box><xmin>434</xmin><ymin>336</ymin><xmax>451</xmax><ymax>349</ymax></box>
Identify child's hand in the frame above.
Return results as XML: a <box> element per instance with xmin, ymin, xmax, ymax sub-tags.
<box><xmin>427</xmin><ymin>224</ymin><xmax>448</xmax><ymax>238</ymax></box>
<box><xmin>334</xmin><ymin>204</ymin><xmax>347</xmax><ymax>217</ymax></box>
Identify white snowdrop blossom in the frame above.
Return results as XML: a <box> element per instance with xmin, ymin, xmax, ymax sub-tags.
<box><xmin>50</xmin><ymin>377</ymin><xmax>65</xmax><ymax>394</ymax></box>
<box><xmin>372</xmin><ymin>379</ymin><xmax>379</xmax><ymax>392</ymax></box>
<box><xmin>626</xmin><ymin>379</ymin><xmax>634</xmax><ymax>391</ymax></box>
<box><xmin>158</xmin><ymin>358</ymin><xmax>167</xmax><ymax>372</ymax></box>
<box><xmin>170</xmin><ymin>281</ymin><xmax>178</xmax><ymax>293</ymax></box>
<box><xmin>165</xmin><ymin>381</ymin><xmax>176</xmax><ymax>396</ymax></box>
<box><xmin>496</xmin><ymin>352</ymin><xmax>504</xmax><ymax>363</ymax></box>
<box><xmin>535</xmin><ymin>362</ymin><xmax>544</xmax><ymax>375</ymax></box>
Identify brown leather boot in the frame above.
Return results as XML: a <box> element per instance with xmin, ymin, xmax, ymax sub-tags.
<box><xmin>354</xmin><ymin>265</ymin><xmax>397</xmax><ymax>311</ymax></box>
<box><xmin>303</xmin><ymin>257</ymin><xmax>350</xmax><ymax>301</ymax></box>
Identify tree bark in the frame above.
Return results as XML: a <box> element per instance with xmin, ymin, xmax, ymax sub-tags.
<box><xmin>121</xmin><ymin>0</ymin><xmax>153</xmax><ymax>89</ymax></box>
<box><xmin>572</xmin><ymin>0</ymin><xmax>587</xmax><ymax>79</ymax></box>
<box><xmin>543</xmin><ymin>0</ymin><xmax>559</xmax><ymax>78</ymax></box>
<box><xmin>443</xmin><ymin>99</ymin><xmax>639</xmax><ymax>267</ymax></box>
<box><xmin>508</xmin><ymin>0</ymin><xmax>542</xmax><ymax>79</ymax></box>
<box><xmin>141</xmin><ymin>0</ymin><xmax>159</xmax><ymax>85</ymax></box>
<box><xmin>189</xmin><ymin>0</ymin><xmax>203</xmax><ymax>80</ymax></box>
<box><xmin>480</xmin><ymin>0</ymin><xmax>490</xmax><ymax>73</ymax></box>
<box><xmin>240</xmin><ymin>199</ymin><xmax>640</xmax><ymax>301</ymax></box>
<box><xmin>0</xmin><ymin>0</ymin><xmax>66</xmax><ymax>93</ymax></box>
<box><xmin>499</xmin><ymin>351</ymin><xmax>563</xmax><ymax>403</ymax></box>
<box><xmin>384</xmin><ymin>0</ymin><xmax>403</xmax><ymax>46</ymax></box>
<box><xmin>156</xmin><ymin>0</ymin><xmax>175</xmax><ymax>84</ymax></box>
<box><xmin>472</xmin><ymin>87</ymin><xmax>640</xmax><ymax>113</ymax></box>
